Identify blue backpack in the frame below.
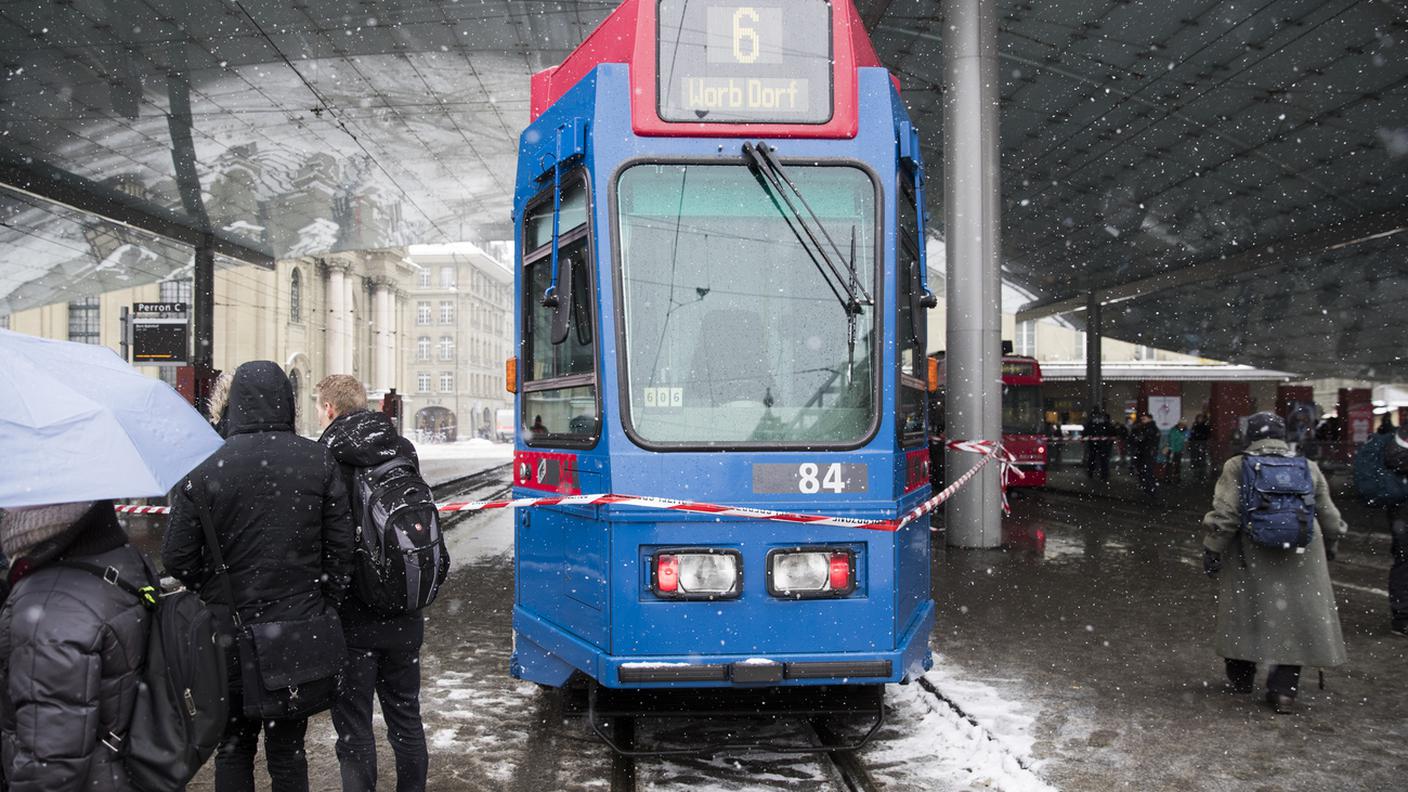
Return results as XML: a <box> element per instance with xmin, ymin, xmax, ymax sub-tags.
<box><xmin>1239</xmin><ymin>454</ymin><xmax>1316</xmax><ymax>550</ymax></box>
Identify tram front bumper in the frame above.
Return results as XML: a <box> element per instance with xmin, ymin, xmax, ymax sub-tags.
<box><xmin>511</xmin><ymin>600</ymin><xmax>935</xmax><ymax>689</ymax></box>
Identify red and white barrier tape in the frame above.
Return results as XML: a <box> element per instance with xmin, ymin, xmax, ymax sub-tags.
<box><xmin>115</xmin><ymin>440</ymin><xmax>1015</xmax><ymax>530</ymax></box>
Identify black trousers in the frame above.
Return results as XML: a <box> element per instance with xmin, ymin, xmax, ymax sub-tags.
<box><xmin>1132</xmin><ymin>455</ymin><xmax>1158</xmax><ymax>496</ymax></box>
<box><xmin>332</xmin><ymin>646</ymin><xmax>429</xmax><ymax>792</ymax></box>
<box><xmin>1389</xmin><ymin>504</ymin><xmax>1408</xmax><ymax>631</ymax></box>
<box><xmin>1086</xmin><ymin>448</ymin><xmax>1110</xmax><ymax>482</ymax></box>
<box><xmin>214</xmin><ymin>682</ymin><xmax>310</xmax><ymax>792</ymax></box>
<box><xmin>1225</xmin><ymin>659</ymin><xmax>1301</xmax><ymax>697</ymax></box>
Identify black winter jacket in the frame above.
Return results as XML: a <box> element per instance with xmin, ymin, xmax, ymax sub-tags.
<box><xmin>319</xmin><ymin>409</ymin><xmax>426</xmax><ymax>650</ymax></box>
<box><xmin>0</xmin><ymin>503</ymin><xmax>151</xmax><ymax>792</ymax></box>
<box><xmin>162</xmin><ymin>361</ymin><xmax>355</xmax><ymax>635</ymax></box>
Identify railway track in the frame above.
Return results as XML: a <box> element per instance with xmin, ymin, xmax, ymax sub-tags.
<box><xmin>431</xmin><ymin>463</ymin><xmax>513</xmax><ymax>528</ymax></box>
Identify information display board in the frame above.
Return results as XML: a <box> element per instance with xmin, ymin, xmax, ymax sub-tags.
<box><xmin>657</xmin><ymin>0</ymin><xmax>833</xmax><ymax>124</ymax></box>
<box><xmin>131</xmin><ymin>302</ymin><xmax>188</xmax><ymax>366</ymax></box>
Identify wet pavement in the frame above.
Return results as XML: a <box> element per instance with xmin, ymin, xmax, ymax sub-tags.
<box><xmin>132</xmin><ymin>454</ymin><xmax>1406</xmax><ymax>791</ymax></box>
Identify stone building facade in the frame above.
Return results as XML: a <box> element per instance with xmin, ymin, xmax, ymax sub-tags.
<box><xmin>404</xmin><ymin>244</ymin><xmax>513</xmax><ymax>441</ymax></box>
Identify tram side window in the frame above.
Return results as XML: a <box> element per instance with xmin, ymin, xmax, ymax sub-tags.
<box><xmin>897</xmin><ymin>174</ymin><xmax>926</xmax><ymax>446</ymax></box>
<box><xmin>521</xmin><ymin>178</ymin><xmax>600</xmax><ymax>446</ymax></box>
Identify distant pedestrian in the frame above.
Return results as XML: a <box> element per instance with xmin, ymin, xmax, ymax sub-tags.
<box><xmin>316</xmin><ymin>375</ymin><xmax>435</xmax><ymax>792</ymax></box>
<box><xmin>164</xmin><ymin>361</ymin><xmax>355</xmax><ymax>792</ymax></box>
<box><xmin>1128</xmin><ymin>414</ymin><xmax>1161</xmax><ymax>498</ymax></box>
<box><xmin>1377</xmin><ymin>415</ymin><xmax>1396</xmax><ymax>435</ymax></box>
<box><xmin>1166</xmin><ymin>421</ymin><xmax>1188</xmax><ymax>481</ymax></box>
<box><xmin>1083</xmin><ymin>409</ymin><xmax>1115</xmax><ymax>483</ymax></box>
<box><xmin>0</xmin><ymin>501</ymin><xmax>153</xmax><ymax>790</ymax></box>
<box><xmin>1188</xmin><ymin>414</ymin><xmax>1212</xmax><ymax>481</ymax></box>
<box><xmin>1352</xmin><ymin>424</ymin><xmax>1408</xmax><ymax>637</ymax></box>
<box><xmin>1202</xmin><ymin>412</ymin><xmax>1346</xmax><ymax>714</ymax></box>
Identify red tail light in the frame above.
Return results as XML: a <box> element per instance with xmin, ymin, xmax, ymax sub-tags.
<box><xmin>829</xmin><ymin>552</ymin><xmax>851</xmax><ymax>591</ymax></box>
<box><xmin>656</xmin><ymin>554</ymin><xmax>679</xmax><ymax>593</ymax></box>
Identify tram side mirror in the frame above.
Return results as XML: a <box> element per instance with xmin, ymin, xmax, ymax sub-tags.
<box><xmin>549</xmin><ymin>252</ymin><xmax>574</xmax><ymax>345</ymax></box>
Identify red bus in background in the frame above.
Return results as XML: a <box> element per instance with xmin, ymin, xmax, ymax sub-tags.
<box><xmin>928</xmin><ymin>352</ymin><xmax>1048</xmax><ymax>489</ymax></box>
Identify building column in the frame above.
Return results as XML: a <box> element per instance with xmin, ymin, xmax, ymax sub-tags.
<box><xmin>372</xmin><ymin>280</ymin><xmax>393</xmax><ymax>391</ymax></box>
<box><xmin>1085</xmin><ymin>291</ymin><xmax>1103</xmax><ymax>413</ymax></box>
<box><xmin>342</xmin><ymin>272</ymin><xmax>357</xmax><ymax>375</ymax></box>
<box><xmin>942</xmin><ymin>0</ymin><xmax>1003</xmax><ymax>548</ymax></box>
<box><xmin>325</xmin><ymin>262</ymin><xmax>346</xmax><ymax>376</ymax></box>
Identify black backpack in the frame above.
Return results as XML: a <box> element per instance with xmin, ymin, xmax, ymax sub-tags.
<box><xmin>1238</xmin><ymin>454</ymin><xmax>1317</xmax><ymax>550</ymax></box>
<box><xmin>351</xmin><ymin>457</ymin><xmax>450</xmax><ymax>615</ymax></box>
<box><xmin>58</xmin><ymin>559</ymin><xmax>228</xmax><ymax>792</ymax></box>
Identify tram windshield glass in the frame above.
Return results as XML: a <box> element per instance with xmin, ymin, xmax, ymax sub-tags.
<box><xmin>617</xmin><ymin>163</ymin><xmax>877</xmax><ymax>446</ymax></box>
<box><xmin>1002</xmin><ymin>385</ymin><xmax>1044</xmax><ymax>435</ymax></box>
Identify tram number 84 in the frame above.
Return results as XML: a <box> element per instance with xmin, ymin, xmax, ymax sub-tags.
<box><xmin>799</xmin><ymin>462</ymin><xmax>844</xmax><ymax>494</ymax></box>
<box><xmin>753</xmin><ymin>463</ymin><xmax>868</xmax><ymax>495</ymax></box>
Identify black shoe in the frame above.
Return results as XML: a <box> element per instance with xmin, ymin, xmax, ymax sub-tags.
<box><xmin>1391</xmin><ymin>626</ymin><xmax>1408</xmax><ymax>638</ymax></box>
<box><xmin>1267</xmin><ymin>692</ymin><xmax>1295</xmax><ymax>714</ymax></box>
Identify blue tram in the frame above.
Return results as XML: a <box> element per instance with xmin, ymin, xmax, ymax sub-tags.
<box><xmin>508</xmin><ymin>0</ymin><xmax>936</xmax><ymax>692</ymax></box>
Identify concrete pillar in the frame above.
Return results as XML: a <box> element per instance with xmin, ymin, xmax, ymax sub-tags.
<box><xmin>1085</xmin><ymin>292</ymin><xmax>1102</xmax><ymax>413</ymax></box>
<box><xmin>326</xmin><ymin>264</ymin><xmax>345</xmax><ymax>376</ymax></box>
<box><xmin>942</xmin><ymin>0</ymin><xmax>1003</xmax><ymax>548</ymax></box>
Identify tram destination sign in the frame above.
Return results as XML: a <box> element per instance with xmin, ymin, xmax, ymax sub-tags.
<box><xmin>131</xmin><ymin>302</ymin><xmax>189</xmax><ymax>366</ymax></box>
<box><xmin>657</xmin><ymin>0</ymin><xmax>833</xmax><ymax>124</ymax></box>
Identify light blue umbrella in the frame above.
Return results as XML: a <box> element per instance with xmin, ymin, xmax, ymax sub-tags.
<box><xmin>0</xmin><ymin>329</ymin><xmax>223</xmax><ymax>508</ymax></box>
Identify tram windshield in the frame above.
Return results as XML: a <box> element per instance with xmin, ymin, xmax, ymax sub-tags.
<box><xmin>617</xmin><ymin>163</ymin><xmax>877</xmax><ymax>446</ymax></box>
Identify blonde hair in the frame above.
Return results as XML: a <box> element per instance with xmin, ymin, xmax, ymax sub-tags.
<box><xmin>316</xmin><ymin>374</ymin><xmax>367</xmax><ymax>417</ymax></box>
<box><xmin>206</xmin><ymin>370</ymin><xmax>235</xmax><ymax>425</ymax></box>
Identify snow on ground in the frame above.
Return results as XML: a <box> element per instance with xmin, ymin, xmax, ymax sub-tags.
<box><xmin>859</xmin><ymin>672</ymin><xmax>1054</xmax><ymax>792</ymax></box>
<box><xmin>444</xmin><ymin>505</ymin><xmax>515</xmax><ymax>566</ymax></box>
<box><xmin>412</xmin><ymin>437</ymin><xmax>514</xmax><ymax>461</ymax></box>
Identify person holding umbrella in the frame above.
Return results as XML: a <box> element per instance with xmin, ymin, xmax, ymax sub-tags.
<box><xmin>0</xmin><ymin>329</ymin><xmax>224</xmax><ymax>790</ymax></box>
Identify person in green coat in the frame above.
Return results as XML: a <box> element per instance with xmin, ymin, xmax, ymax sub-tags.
<box><xmin>1202</xmin><ymin>412</ymin><xmax>1346</xmax><ymax>714</ymax></box>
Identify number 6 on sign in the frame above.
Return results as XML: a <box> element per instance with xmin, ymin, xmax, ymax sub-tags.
<box><xmin>733</xmin><ymin>7</ymin><xmax>760</xmax><ymax>64</ymax></box>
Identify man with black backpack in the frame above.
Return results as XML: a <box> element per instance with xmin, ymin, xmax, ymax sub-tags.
<box><xmin>1201</xmin><ymin>412</ymin><xmax>1347</xmax><ymax>714</ymax></box>
<box><xmin>317</xmin><ymin>375</ymin><xmax>447</xmax><ymax>792</ymax></box>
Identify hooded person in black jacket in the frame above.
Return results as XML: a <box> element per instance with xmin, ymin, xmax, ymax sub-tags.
<box><xmin>0</xmin><ymin>501</ymin><xmax>154</xmax><ymax>792</ymax></box>
<box><xmin>315</xmin><ymin>375</ymin><xmax>429</xmax><ymax>792</ymax></box>
<box><xmin>163</xmin><ymin>361</ymin><xmax>355</xmax><ymax>792</ymax></box>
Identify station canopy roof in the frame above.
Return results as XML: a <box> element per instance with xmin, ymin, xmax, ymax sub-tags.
<box><xmin>1</xmin><ymin>0</ymin><xmax>1404</xmax><ymax>380</ymax></box>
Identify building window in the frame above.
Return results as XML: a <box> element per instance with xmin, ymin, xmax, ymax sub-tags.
<box><xmin>439</xmin><ymin>301</ymin><xmax>454</xmax><ymax>324</ymax></box>
<box><xmin>417</xmin><ymin>336</ymin><xmax>431</xmax><ymax>362</ymax></box>
<box><xmin>439</xmin><ymin>335</ymin><xmax>454</xmax><ymax>361</ymax></box>
<box><xmin>1016</xmin><ymin>320</ymin><xmax>1036</xmax><ymax>357</ymax></box>
<box><xmin>68</xmin><ymin>296</ymin><xmax>101</xmax><ymax>344</ymax></box>
<box><xmin>418</xmin><ymin>268</ymin><xmax>431</xmax><ymax>288</ymax></box>
<box><xmin>440</xmin><ymin>266</ymin><xmax>455</xmax><ymax>288</ymax></box>
<box><xmin>416</xmin><ymin>302</ymin><xmax>431</xmax><ymax>325</ymax></box>
<box><xmin>417</xmin><ymin>372</ymin><xmax>431</xmax><ymax>393</ymax></box>
<box><xmin>160</xmin><ymin>278</ymin><xmax>192</xmax><ymax>306</ymax></box>
<box><xmin>288</xmin><ymin>269</ymin><xmax>302</xmax><ymax>323</ymax></box>
<box><xmin>440</xmin><ymin>371</ymin><xmax>454</xmax><ymax>392</ymax></box>
<box><xmin>0</xmin><ymin>314</ymin><xmax>8</xmax><ymax>330</ymax></box>
<box><xmin>1136</xmin><ymin>344</ymin><xmax>1154</xmax><ymax>361</ymax></box>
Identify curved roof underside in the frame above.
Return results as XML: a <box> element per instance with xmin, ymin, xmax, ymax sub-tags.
<box><xmin>0</xmin><ymin>0</ymin><xmax>1404</xmax><ymax>379</ymax></box>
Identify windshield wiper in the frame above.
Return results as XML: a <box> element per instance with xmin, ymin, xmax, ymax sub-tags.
<box><xmin>742</xmin><ymin>142</ymin><xmax>873</xmax><ymax>316</ymax></box>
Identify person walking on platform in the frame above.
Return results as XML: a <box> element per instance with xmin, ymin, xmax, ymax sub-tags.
<box><xmin>1188</xmin><ymin>413</ymin><xmax>1212</xmax><ymax>481</ymax></box>
<box><xmin>1352</xmin><ymin>423</ymin><xmax>1408</xmax><ymax>637</ymax></box>
<box><xmin>1128</xmin><ymin>413</ymin><xmax>1161</xmax><ymax>499</ymax></box>
<box><xmin>164</xmin><ymin>361</ymin><xmax>355</xmax><ymax>792</ymax></box>
<box><xmin>1166</xmin><ymin>421</ymin><xmax>1188</xmax><ymax>481</ymax></box>
<box><xmin>0</xmin><ymin>501</ymin><xmax>153</xmax><ymax>791</ymax></box>
<box><xmin>316</xmin><ymin>375</ymin><xmax>436</xmax><ymax>792</ymax></box>
<box><xmin>1083</xmin><ymin>409</ymin><xmax>1115</xmax><ymax>483</ymax></box>
<box><xmin>1202</xmin><ymin>412</ymin><xmax>1347</xmax><ymax>714</ymax></box>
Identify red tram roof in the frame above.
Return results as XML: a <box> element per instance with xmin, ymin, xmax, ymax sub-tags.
<box><xmin>529</xmin><ymin>0</ymin><xmax>887</xmax><ymax>139</ymax></box>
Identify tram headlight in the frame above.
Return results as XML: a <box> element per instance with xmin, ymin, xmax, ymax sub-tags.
<box><xmin>651</xmin><ymin>549</ymin><xmax>741</xmax><ymax>599</ymax></box>
<box><xmin>767</xmin><ymin>548</ymin><xmax>856</xmax><ymax>598</ymax></box>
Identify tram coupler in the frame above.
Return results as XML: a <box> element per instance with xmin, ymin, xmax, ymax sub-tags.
<box><xmin>584</xmin><ymin>683</ymin><xmax>885</xmax><ymax>757</ymax></box>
